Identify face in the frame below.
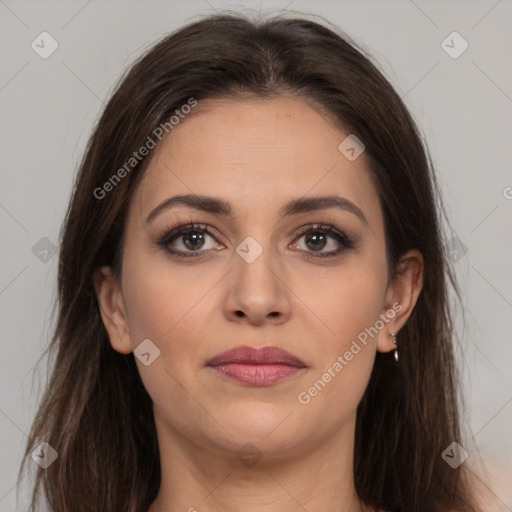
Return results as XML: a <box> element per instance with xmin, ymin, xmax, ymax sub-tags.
<box><xmin>97</xmin><ymin>95</ymin><xmax>414</xmax><ymax>463</ymax></box>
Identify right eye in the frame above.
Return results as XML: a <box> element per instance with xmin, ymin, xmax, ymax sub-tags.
<box><xmin>156</xmin><ymin>222</ymin><xmax>225</xmax><ymax>257</ymax></box>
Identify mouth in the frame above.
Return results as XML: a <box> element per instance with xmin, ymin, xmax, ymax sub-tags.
<box><xmin>206</xmin><ymin>345</ymin><xmax>307</xmax><ymax>387</ymax></box>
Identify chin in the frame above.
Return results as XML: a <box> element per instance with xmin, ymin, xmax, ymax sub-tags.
<box><xmin>214</xmin><ymin>408</ymin><xmax>309</xmax><ymax>451</ymax></box>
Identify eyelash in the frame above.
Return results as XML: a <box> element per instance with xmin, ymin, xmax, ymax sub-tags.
<box><xmin>156</xmin><ymin>221</ymin><xmax>355</xmax><ymax>259</ymax></box>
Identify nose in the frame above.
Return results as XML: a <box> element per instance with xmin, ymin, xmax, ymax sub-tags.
<box><xmin>223</xmin><ymin>243</ymin><xmax>291</xmax><ymax>326</ymax></box>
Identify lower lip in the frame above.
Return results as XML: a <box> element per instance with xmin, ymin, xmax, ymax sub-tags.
<box><xmin>209</xmin><ymin>363</ymin><xmax>304</xmax><ymax>386</ymax></box>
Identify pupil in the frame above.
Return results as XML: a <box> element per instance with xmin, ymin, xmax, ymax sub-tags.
<box><xmin>185</xmin><ymin>232</ymin><xmax>204</xmax><ymax>250</ymax></box>
<box><xmin>306</xmin><ymin>232</ymin><xmax>326</xmax><ymax>251</ymax></box>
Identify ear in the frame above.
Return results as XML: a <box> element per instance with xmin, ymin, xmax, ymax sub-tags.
<box><xmin>376</xmin><ymin>249</ymin><xmax>424</xmax><ymax>354</ymax></box>
<box><xmin>93</xmin><ymin>266</ymin><xmax>132</xmax><ymax>355</ymax></box>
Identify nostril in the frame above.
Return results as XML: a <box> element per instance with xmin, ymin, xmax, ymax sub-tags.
<box><xmin>235</xmin><ymin>311</ymin><xmax>244</xmax><ymax>317</ymax></box>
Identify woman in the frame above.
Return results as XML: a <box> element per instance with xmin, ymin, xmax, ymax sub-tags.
<box><xmin>21</xmin><ymin>12</ymin><xmax>483</xmax><ymax>512</ymax></box>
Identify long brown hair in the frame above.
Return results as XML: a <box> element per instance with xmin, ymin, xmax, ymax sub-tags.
<box><xmin>21</xmin><ymin>12</ymin><xmax>481</xmax><ymax>512</ymax></box>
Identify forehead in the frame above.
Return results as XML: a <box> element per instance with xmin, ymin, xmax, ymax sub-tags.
<box><xmin>132</xmin><ymin>95</ymin><xmax>381</xmax><ymax>226</ymax></box>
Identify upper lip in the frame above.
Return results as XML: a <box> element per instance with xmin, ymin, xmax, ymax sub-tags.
<box><xmin>207</xmin><ymin>345</ymin><xmax>306</xmax><ymax>368</ymax></box>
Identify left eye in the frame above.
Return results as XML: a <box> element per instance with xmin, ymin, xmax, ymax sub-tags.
<box><xmin>290</xmin><ymin>225</ymin><xmax>351</xmax><ymax>257</ymax></box>
<box><xmin>294</xmin><ymin>231</ymin><xmax>338</xmax><ymax>252</ymax></box>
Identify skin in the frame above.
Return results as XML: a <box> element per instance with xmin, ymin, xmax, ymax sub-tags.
<box><xmin>94</xmin><ymin>95</ymin><xmax>423</xmax><ymax>512</ymax></box>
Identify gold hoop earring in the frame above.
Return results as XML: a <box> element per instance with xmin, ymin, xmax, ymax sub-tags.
<box><xmin>390</xmin><ymin>332</ymin><xmax>398</xmax><ymax>362</ymax></box>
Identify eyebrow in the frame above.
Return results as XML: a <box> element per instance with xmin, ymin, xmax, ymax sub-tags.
<box><xmin>145</xmin><ymin>193</ymin><xmax>368</xmax><ymax>225</ymax></box>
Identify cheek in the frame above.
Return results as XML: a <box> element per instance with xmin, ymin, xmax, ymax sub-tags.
<box><xmin>297</xmin><ymin>347</ymin><xmax>375</xmax><ymax>432</ymax></box>
<box><xmin>119</xmin><ymin>255</ymin><xmax>241</xmax><ymax>450</ymax></box>
<box><xmin>120</xmin><ymin>260</ymin><xmax>214</xmax><ymax>424</ymax></box>
<box><xmin>296</xmin><ymin>274</ymin><xmax>382</xmax><ymax>421</ymax></box>
<box><xmin>294</xmin><ymin>254</ymin><xmax>386</xmax><ymax>412</ymax></box>
<box><xmin>120</xmin><ymin>251</ymin><xmax>223</xmax><ymax>398</ymax></box>
<box><xmin>121</xmin><ymin>248</ymin><xmax>217</xmax><ymax>347</ymax></box>
<box><xmin>308</xmin><ymin>256</ymin><xmax>388</xmax><ymax>349</ymax></box>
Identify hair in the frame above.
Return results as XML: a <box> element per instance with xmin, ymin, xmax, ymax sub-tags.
<box><xmin>21</xmin><ymin>11</ymin><xmax>481</xmax><ymax>512</ymax></box>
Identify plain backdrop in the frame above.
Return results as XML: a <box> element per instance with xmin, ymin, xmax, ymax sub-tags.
<box><xmin>1</xmin><ymin>1</ymin><xmax>511</xmax><ymax>510</ymax></box>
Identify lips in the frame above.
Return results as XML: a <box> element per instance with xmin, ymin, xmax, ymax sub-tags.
<box><xmin>206</xmin><ymin>346</ymin><xmax>307</xmax><ymax>386</ymax></box>
<box><xmin>207</xmin><ymin>345</ymin><xmax>306</xmax><ymax>367</ymax></box>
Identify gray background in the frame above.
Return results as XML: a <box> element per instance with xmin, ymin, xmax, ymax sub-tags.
<box><xmin>1</xmin><ymin>0</ymin><xmax>511</xmax><ymax>510</ymax></box>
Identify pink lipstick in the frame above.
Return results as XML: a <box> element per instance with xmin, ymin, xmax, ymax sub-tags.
<box><xmin>206</xmin><ymin>345</ymin><xmax>306</xmax><ymax>386</ymax></box>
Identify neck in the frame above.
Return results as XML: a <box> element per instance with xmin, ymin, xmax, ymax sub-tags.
<box><xmin>148</xmin><ymin>409</ymin><xmax>367</xmax><ymax>512</ymax></box>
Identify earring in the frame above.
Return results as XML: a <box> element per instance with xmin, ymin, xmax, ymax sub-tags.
<box><xmin>118</xmin><ymin>336</ymin><xmax>122</xmax><ymax>344</ymax></box>
<box><xmin>390</xmin><ymin>332</ymin><xmax>398</xmax><ymax>362</ymax></box>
